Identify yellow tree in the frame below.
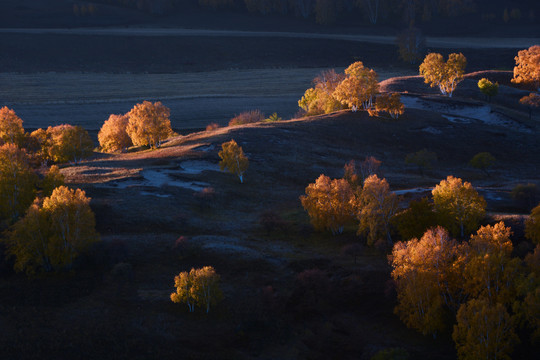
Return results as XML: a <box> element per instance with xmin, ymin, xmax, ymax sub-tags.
<box><xmin>46</xmin><ymin>125</ymin><xmax>94</xmax><ymax>164</ymax></box>
<box><xmin>171</xmin><ymin>269</ymin><xmax>196</xmax><ymax>312</ymax></box>
<box><xmin>298</xmin><ymin>69</ymin><xmax>344</xmax><ymax>116</ymax></box>
<box><xmin>126</xmin><ymin>101</ymin><xmax>173</xmax><ymax>148</ymax></box>
<box><xmin>370</xmin><ymin>93</ymin><xmax>405</xmax><ymax>119</ymax></box>
<box><xmin>512</xmin><ymin>45</ymin><xmax>540</xmax><ymax>90</ymax></box>
<box><xmin>0</xmin><ymin>144</ymin><xmax>37</xmax><ymax>222</ymax></box>
<box><xmin>191</xmin><ymin>266</ymin><xmax>223</xmax><ymax>313</ymax></box>
<box><xmin>477</xmin><ymin>78</ymin><xmax>499</xmax><ymax>102</ymax></box>
<box><xmin>98</xmin><ymin>114</ymin><xmax>133</xmax><ymax>153</ymax></box>
<box><xmin>218</xmin><ymin>139</ymin><xmax>249</xmax><ymax>183</ymax></box>
<box><xmin>432</xmin><ymin>175</ymin><xmax>486</xmax><ymax>238</ymax></box>
<box><xmin>391</xmin><ymin>227</ymin><xmax>467</xmax><ymax>336</ymax></box>
<box><xmin>525</xmin><ymin>203</ymin><xmax>540</xmax><ymax>244</ymax></box>
<box><xmin>333</xmin><ymin>61</ymin><xmax>379</xmax><ymax>110</ymax></box>
<box><xmin>453</xmin><ymin>298</ymin><xmax>518</xmax><ymax>360</ymax></box>
<box><xmin>522</xmin><ymin>245</ymin><xmax>540</xmax><ymax>342</ymax></box>
<box><xmin>300</xmin><ymin>175</ymin><xmax>356</xmax><ymax>235</ymax></box>
<box><xmin>462</xmin><ymin>222</ymin><xmax>521</xmax><ymax>306</ymax></box>
<box><xmin>170</xmin><ymin>266</ymin><xmax>223</xmax><ymax>313</ymax></box>
<box><xmin>0</xmin><ymin>106</ymin><xmax>24</xmax><ymax>146</ymax></box>
<box><xmin>419</xmin><ymin>52</ymin><xmax>467</xmax><ymax>97</ymax></box>
<box><xmin>5</xmin><ymin>186</ymin><xmax>99</xmax><ymax>274</ymax></box>
<box><xmin>357</xmin><ymin>174</ymin><xmax>398</xmax><ymax>245</ymax></box>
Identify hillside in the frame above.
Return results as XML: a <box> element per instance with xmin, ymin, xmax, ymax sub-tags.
<box><xmin>1</xmin><ymin>74</ymin><xmax>539</xmax><ymax>359</ymax></box>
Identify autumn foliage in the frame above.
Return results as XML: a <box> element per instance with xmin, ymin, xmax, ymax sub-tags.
<box><xmin>512</xmin><ymin>45</ymin><xmax>540</xmax><ymax>90</ymax></box>
<box><xmin>5</xmin><ymin>186</ymin><xmax>99</xmax><ymax>274</ymax></box>
<box><xmin>170</xmin><ymin>266</ymin><xmax>223</xmax><ymax>313</ymax></box>
<box><xmin>218</xmin><ymin>140</ymin><xmax>249</xmax><ymax>183</ymax></box>
<box><xmin>369</xmin><ymin>93</ymin><xmax>405</xmax><ymax>119</ymax></box>
<box><xmin>126</xmin><ymin>101</ymin><xmax>173</xmax><ymax>148</ymax></box>
<box><xmin>300</xmin><ymin>175</ymin><xmax>356</xmax><ymax>235</ymax></box>
<box><xmin>432</xmin><ymin>175</ymin><xmax>486</xmax><ymax>238</ymax></box>
<box><xmin>0</xmin><ymin>144</ymin><xmax>37</xmax><ymax>222</ymax></box>
<box><xmin>419</xmin><ymin>52</ymin><xmax>467</xmax><ymax>97</ymax></box>
<box><xmin>526</xmin><ymin>203</ymin><xmax>540</xmax><ymax>244</ymax></box>
<box><xmin>30</xmin><ymin>125</ymin><xmax>94</xmax><ymax>164</ymax></box>
<box><xmin>333</xmin><ymin>61</ymin><xmax>379</xmax><ymax>109</ymax></box>
<box><xmin>0</xmin><ymin>106</ymin><xmax>25</xmax><ymax>146</ymax></box>
<box><xmin>98</xmin><ymin>114</ymin><xmax>132</xmax><ymax>153</ymax></box>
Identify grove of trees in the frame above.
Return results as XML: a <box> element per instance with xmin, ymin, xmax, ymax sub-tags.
<box><xmin>170</xmin><ymin>266</ymin><xmax>223</xmax><ymax>313</ymax></box>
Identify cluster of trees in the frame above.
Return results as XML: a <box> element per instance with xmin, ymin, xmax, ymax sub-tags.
<box><xmin>0</xmin><ymin>107</ymin><xmax>99</xmax><ymax>274</ymax></box>
<box><xmin>300</xmin><ymin>159</ymin><xmax>399</xmax><ymax>245</ymax></box>
<box><xmin>98</xmin><ymin>101</ymin><xmax>173</xmax><ymax>152</ymax></box>
<box><xmin>299</xmin><ymin>62</ymin><xmax>405</xmax><ymax>119</ymax></box>
<box><xmin>301</xmin><ymin>159</ymin><xmax>488</xmax><ymax>245</ymax></box>
<box><xmin>170</xmin><ymin>266</ymin><xmax>223</xmax><ymax>313</ymax></box>
<box><xmin>390</xmin><ymin>217</ymin><xmax>540</xmax><ymax>360</ymax></box>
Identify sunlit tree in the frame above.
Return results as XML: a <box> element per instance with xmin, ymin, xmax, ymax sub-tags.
<box><xmin>370</xmin><ymin>93</ymin><xmax>405</xmax><ymax>119</ymax></box>
<box><xmin>0</xmin><ymin>106</ymin><xmax>24</xmax><ymax>146</ymax></box>
<box><xmin>453</xmin><ymin>298</ymin><xmax>518</xmax><ymax>360</ymax></box>
<box><xmin>0</xmin><ymin>144</ymin><xmax>37</xmax><ymax>222</ymax></box>
<box><xmin>462</xmin><ymin>222</ymin><xmax>521</xmax><ymax>306</ymax></box>
<box><xmin>298</xmin><ymin>69</ymin><xmax>344</xmax><ymax>116</ymax></box>
<box><xmin>300</xmin><ymin>174</ymin><xmax>356</xmax><ymax>234</ymax></box>
<box><xmin>219</xmin><ymin>139</ymin><xmax>249</xmax><ymax>183</ymax></box>
<box><xmin>391</xmin><ymin>227</ymin><xmax>467</xmax><ymax>336</ymax></box>
<box><xmin>419</xmin><ymin>52</ymin><xmax>467</xmax><ymax>97</ymax></box>
<box><xmin>357</xmin><ymin>174</ymin><xmax>398</xmax><ymax>245</ymax></box>
<box><xmin>333</xmin><ymin>61</ymin><xmax>379</xmax><ymax>110</ymax></box>
<box><xmin>5</xmin><ymin>186</ymin><xmax>99</xmax><ymax>274</ymax></box>
<box><xmin>512</xmin><ymin>45</ymin><xmax>540</xmax><ymax>90</ymax></box>
<box><xmin>171</xmin><ymin>266</ymin><xmax>223</xmax><ymax>313</ymax></box>
<box><xmin>126</xmin><ymin>101</ymin><xmax>173</xmax><ymax>148</ymax></box>
<box><xmin>477</xmin><ymin>78</ymin><xmax>499</xmax><ymax>102</ymax></box>
<box><xmin>98</xmin><ymin>114</ymin><xmax>132</xmax><ymax>153</ymax></box>
<box><xmin>45</xmin><ymin>124</ymin><xmax>94</xmax><ymax>164</ymax></box>
<box><xmin>432</xmin><ymin>176</ymin><xmax>486</xmax><ymax>238</ymax></box>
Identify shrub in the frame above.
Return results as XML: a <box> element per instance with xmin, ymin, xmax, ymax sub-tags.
<box><xmin>228</xmin><ymin>110</ymin><xmax>264</xmax><ymax>126</ymax></box>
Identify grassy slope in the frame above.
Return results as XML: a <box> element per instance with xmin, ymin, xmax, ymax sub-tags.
<box><xmin>1</xmin><ymin>75</ymin><xmax>539</xmax><ymax>359</ymax></box>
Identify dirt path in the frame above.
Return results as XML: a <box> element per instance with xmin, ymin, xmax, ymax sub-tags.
<box><xmin>1</xmin><ymin>27</ymin><xmax>538</xmax><ymax>49</ymax></box>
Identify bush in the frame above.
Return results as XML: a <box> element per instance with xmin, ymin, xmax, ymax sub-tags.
<box><xmin>205</xmin><ymin>123</ymin><xmax>220</xmax><ymax>131</ymax></box>
<box><xmin>228</xmin><ymin>110</ymin><xmax>264</xmax><ymax>126</ymax></box>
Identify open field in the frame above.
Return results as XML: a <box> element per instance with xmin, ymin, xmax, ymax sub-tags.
<box><xmin>1</xmin><ymin>68</ymin><xmax>415</xmax><ymax>131</ymax></box>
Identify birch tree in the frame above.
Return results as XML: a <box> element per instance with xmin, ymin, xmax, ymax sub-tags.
<box><xmin>333</xmin><ymin>61</ymin><xmax>379</xmax><ymax>110</ymax></box>
<box><xmin>432</xmin><ymin>176</ymin><xmax>485</xmax><ymax>238</ymax></box>
<box><xmin>171</xmin><ymin>266</ymin><xmax>222</xmax><ymax>313</ymax></box>
<box><xmin>0</xmin><ymin>106</ymin><xmax>25</xmax><ymax>146</ymax></box>
<box><xmin>419</xmin><ymin>52</ymin><xmax>467</xmax><ymax>97</ymax></box>
<box><xmin>357</xmin><ymin>174</ymin><xmax>398</xmax><ymax>245</ymax></box>
<box><xmin>391</xmin><ymin>227</ymin><xmax>467</xmax><ymax>336</ymax></box>
<box><xmin>126</xmin><ymin>101</ymin><xmax>173</xmax><ymax>148</ymax></box>
<box><xmin>218</xmin><ymin>140</ymin><xmax>249</xmax><ymax>183</ymax></box>
<box><xmin>525</xmin><ymin>203</ymin><xmax>540</xmax><ymax>244</ymax></box>
<box><xmin>5</xmin><ymin>186</ymin><xmax>99</xmax><ymax>274</ymax></box>
<box><xmin>453</xmin><ymin>298</ymin><xmax>518</xmax><ymax>360</ymax></box>
<box><xmin>512</xmin><ymin>45</ymin><xmax>540</xmax><ymax>90</ymax></box>
<box><xmin>300</xmin><ymin>174</ymin><xmax>356</xmax><ymax>234</ymax></box>
<box><xmin>0</xmin><ymin>144</ymin><xmax>37</xmax><ymax>222</ymax></box>
<box><xmin>98</xmin><ymin>114</ymin><xmax>133</xmax><ymax>153</ymax></box>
